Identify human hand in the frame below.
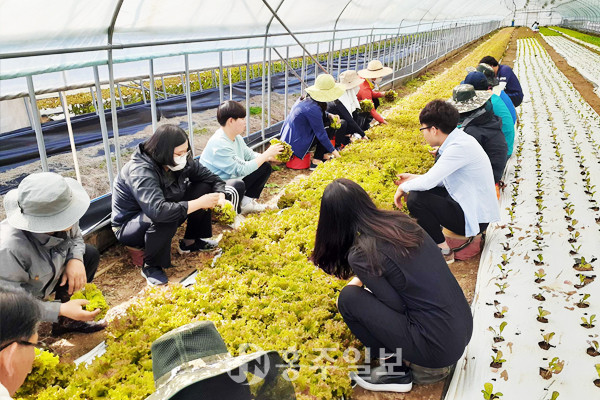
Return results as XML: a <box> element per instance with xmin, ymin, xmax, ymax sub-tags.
<box><xmin>60</xmin><ymin>259</ymin><xmax>86</xmax><ymax>295</ymax></box>
<box><xmin>330</xmin><ymin>150</ymin><xmax>341</xmax><ymax>159</ymax></box>
<box><xmin>59</xmin><ymin>299</ymin><xmax>101</xmax><ymax>321</ymax></box>
<box><xmin>216</xmin><ymin>193</ymin><xmax>226</xmax><ymax>206</ymax></box>
<box><xmin>266</xmin><ymin>143</ymin><xmax>283</xmax><ymax>161</ymax></box>
<box><xmin>428</xmin><ymin>146</ymin><xmax>439</xmax><ymax>156</ymax></box>
<box><xmin>380</xmin><ymin>120</ymin><xmax>388</xmax><ymax>125</ymax></box>
<box><xmin>395</xmin><ymin>173</ymin><xmax>417</xmax><ymax>185</ymax></box>
<box><xmin>196</xmin><ymin>193</ymin><xmax>221</xmax><ymax>209</ymax></box>
<box><xmin>394</xmin><ymin>185</ymin><xmax>407</xmax><ymax>209</ymax></box>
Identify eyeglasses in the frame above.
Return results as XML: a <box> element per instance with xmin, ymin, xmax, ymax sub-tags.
<box><xmin>419</xmin><ymin>126</ymin><xmax>433</xmax><ymax>131</ymax></box>
<box><xmin>0</xmin><ymin>339</ymin><xmax>37</xmax><ymax>352</ymax></box>
<box><xmin>174</xmin><ymin>150</ymin><xmax>191</xmax><ymax>158</ymax></box>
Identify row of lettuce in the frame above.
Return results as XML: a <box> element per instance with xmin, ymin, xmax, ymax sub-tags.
<box><xmin>17</xmin><ymin>28</ymin><xmax>513</xmax><ymax>400</ymax></box>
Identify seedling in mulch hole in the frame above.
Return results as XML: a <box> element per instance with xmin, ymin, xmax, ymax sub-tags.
<box><xmin>488</xmin><ymin>322</ymin><xmax>507</xmax><ymax>343</ymax></box>
<box><xmin>494</xmin><ymin>301</ymin><xmax>508</xmax><ymax>319</ymax></box>
<box><xmin>549</xmin><ymin>391</ymin><xmax>560</xmax><ymax>400</ymax></box>
<box><xmin>575</xmin><ymin>273</ymin><xmax>596</xmax><ymax>288</ymax></box>
<box><xmin>534</xmin><ymin>268</ymin><xmax>546</xmax><ymax>283</ymax></box>
<box><xmin>574</xmin><ymin>257</ymin><xmax>594</xmax><ymax>271</ymax></box>
<box><xmin>539</xmin><ymin>357</ymin><xmax>564</xmax><ymax>380</ymax></box>
<box><xmin>534</xmin><ymin>254</ymin><xmax>544</xmax><ymax>266</ymax></box>
<box><xmin>496</xmin><ymin>264</ymin><xmax>512</xmax><ymax>280</ymax></box>
<box><xmin>537</xmin><ymin>306</ymin><xmax>550</xmax><ymax>323</ymax></box>
<box><xmin>577</xmin><ymin>294</ymin><xmax>591</xmax><ymax>308</ymax></box>
<box><xmin>567</xmin><ymin>219</ymin><xmax>578</xmax><ymax>232</ymax></box>
<box><xmin>581</xmin><ymin>314</ymin><xmax>596</xmax><ymax>329</ymax></box>
<box><xmin>569</xmin><ymin>231</ymin><xmax>580</xmax><ymax>243</ymax></box>
<box><xmin>495</xmin><ymin>282</ymin><xmax>508</xmax><ymax>295</ymax></box>
<box><xmin>481</xmin><ymin>382</ymin><xmax>503</xmax><ymax>399</ymax></box>
<box><xmin>506</xmin><ymin>208</ymin><xmax>515</xmax><ymax>222</ymax></box>
<box><xmin>490</xmin><ymin>350</ymin><xmax>506</xmax><ymax>368</ymax></box>
<box><xmin>587</xmin><ymin>340</ymin><xmax>600</xmax><ymax>357</ymax></box>
<box><xmin>538</xmin><ymin>332</ymin><xmax>555</xmax><ymax>350</ymax></box>
<box><xmin>500</xmin><ymin>254</ymin><xmax>511</xmax><ymax>266</ymax></box>
<box><xmin>533</xmin><ymin>292</ymin><xmax>546</xmax><ymax>301</ymax></box>
<box><xmin>501</xmin><ymin>242</ymin><xmax>510</xmax><ymax>251</ymax></box>
<box><xmin>505</xmin><ymin>226</ymin><xmax>514</xmax><ymax>238</ymax></box>
<box><xmin>532</xmin><ymin>239</ymin><xmax>543</xmax><ymax>251</ymax></box>
<box><xmin>594</xmin><ymin>364</ymin><xmax>600</xmax><ymax>388</ymax></box>
<box><xmin>570</xmin><ymin>243</ymin><xmax>581</xmax><ymax>255</ymax></box>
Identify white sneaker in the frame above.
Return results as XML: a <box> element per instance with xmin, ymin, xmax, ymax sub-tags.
<box><xmin>229</xmin><ymin>214</ymin><xmax>246</xmax><ymax>228</ymax></box>
<box><xmin>240</xmin><ymin>199</ymin><xmax>268</xmax><ymax>214</ymax></box>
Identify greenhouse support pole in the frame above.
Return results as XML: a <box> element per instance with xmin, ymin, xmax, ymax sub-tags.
<box><xmin>376</xmin><ymin>34</ymin><xmax>382</xmax><ymax>59</ymax></box>
<box><xmin>268</xmin><ymin>47</ymin><xmax>272</xmax><ymax>127</ymax></box>
<box><xmin>246</xmin><ymin>49</ymin><xmax>251</xmax><ymax>137</ymax></box>
<box><xmin>180</xmin><ymin>74</ymin><xmax>186</xmax><ymax>94</ymax></box>
<box><xmin>23</xmin><ymin>97</ymin><xmax>34</xmax><ymax>128</ymax></box>
<box><xmin>337</xmin><ymin>38</ymin><xmax>343</xmax><ymax>77</ymax></box>
<box><xmin>354</xmin><ymin>36</ymin><xmax>361</xmax><ymax>70</ymax></box>
<box><xmin>148</xmin><ymin>60</ymin><xmax>158</xmax><ymax>133</ymax></box>
<box><xmin>161</xmin><ymin>76</ymin><xmax>168</xmax><ymax>99</ymax></box>
<box><xmin>329</xmin><ymin>0</ymin><xmax>352</xmax><ymax>74</ymax></box>
<box><xmin>347</xmin><ymin>37</ymin><xmax>352</xmax><ymax>69</ymax></box>
<box><xmin>26</xmin><ymin>75</ymin><xmax>48</xmax><ymax>172</ymax></box>
<box><xmin>59</xmin><ymin>91</ymin><xmax>81</xmax><ymax>184</ymax></box>
<box><xmin>93</xmin><ymin>66</ymin><xmax>115</xmax><ymax>186</ymax></box>
<box><xmin>140</xmin><ymin>80</ymin><xmax>147</xmax><ymax>104</ymax></box>
<box><xmin>197</xmin><ymin>72</ymin><xmax>203</xmax><ymax>92</ymax></box>
<box><xmin>107</xmin><ymin>54</ymin><xmax>122</xmax><ymax>171</ymax></box>
<box><xmin>285</xmin><ymin>46</ymin><xmax>289</xmax><ymax>114</ymax></box>
<box><xmin>218</xmin><ymin>51</ymin><xmax>224</xmax><ymax>104</ymax></box>
<box><xmin>90</xmin><ymin>87</ymin><xmax>99</xmax><ymax>115</ymax></box>
<box><xmin>184</xmin><ymin>55</ymin><xmax>195</xmax><ymax>157</ymax></box>
<box><xmin>368</xmin><ymin>28</ymin><xmax>375</xmax><ymax>65</ymax></box>
<box><xmin>229</xmin><ymin>57</ymin><xmax>233</xmax><ymax>100</ymax></box>
<box><xmin>315</xmin><ymin>42</ymin><xmax>320</xmax><ymax>82</ymax></box>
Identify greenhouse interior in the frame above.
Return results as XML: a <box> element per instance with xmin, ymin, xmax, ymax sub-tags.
<box><xmin>0</xmin><ymin>0</ymin><xmax>599</xmax><ymax>399</ymax></box>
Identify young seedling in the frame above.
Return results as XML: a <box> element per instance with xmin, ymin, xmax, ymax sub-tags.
<box><xmin>534</xmin><ymin>254</ymin><xmax>544</xmax><ymax>266</ymax></box>
<box><xmin>549</xmin><ymin>391</ymin><xmax>559</xmax><ymax>400</ymax></box>
<box><xmin>577</xmin><ymin>294</ymin><xmax>591</xmax><ymax>308</ymax></box>
<box><xmin>587</xmin><ymin>340</ymin><xmax>600</xmax><ymax>357</ymax></box>
<box><xmin>539</xmin><ymin>357</ymin><xmax>564</xmax><ymax>380</ymax></box>
<box><xmin>533</xmin><ymin>292</ymin><xmax>546</xmax><ymax>301</ymax></box>
<box><xmin>568</xmin><ymin>231</ymin><xmax>580</xmax><ymax>243</ymax></box>
<box><xmin>575</xmin><ymin>273</ymin><xmax>596</xmax><ymax>288</ymax></box>
<box><xmin>538</xmin><ymin>332</ymin><xmax>555</xmax><ymax>350</ymax></box>
<box><xmin>537</xmin><ymin>306</ymin><xmax>550</xmax><ymax>323</ymax></box>
<box><xmin>490</xmin><ymin>350</ymin><xmax>506</xmax><ymax>368</ymax></box>
<box><xmin>570</xmin><ymin>243</ymin><xmax>581</xmax><ymax>255</ymax></box>
<box><xmin>581</xmin><ymin>314</ymin><xmax>596</xmax><ymax>329</ymax></box>
<box><xmin>532</xmin><ymin>239</ymin><xmax>543</xmax><ymax>252</ymax></box>
<box><xmin>481</xmin><ymin>382</ymin><xmax>503</xmax><ymax>399</ymax></box>
<box><xmin>574</xmin><ymin>257</ymin><xmax>594</xmax><ymax>272</ymax></box>
<box><xmin>496</xmin><ymin>264</ymin><xmax>512</xmax><ymax>280</ymax></box>
<box><xmin>594</xmin><ymin>364</ymin><xmax>600</xmax><ymax>388</ymax></box>
<box><xmin>534</xmin><ymin>268</ymin><xmax>546</xmax><ymax>283</ymax></box>
<box><xmin>488</xmin><ymin>321</ymin><xmax>507</xmax><ymax>343</ymax></box>
<box><xmin>495</xmin><ymin>282</ymin><xmax>509</xmax><ymax>295</ymax></box>
<box><xmin>494</xmin><ymin>301</ymin><xmax>508</xmax><ymax>319</ymax></box>
<box><xmin>500</xmin><ymin>254</ymin><xmax>511</xmax><ymax>266</ymax></box>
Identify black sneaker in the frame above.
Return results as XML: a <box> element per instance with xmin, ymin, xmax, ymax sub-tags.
<box><xmin>141</xmin><ymin>266</ymin><xmax>168</xmax><ymax>286</ymax></box>
<box><xmin>178</xmin><ymin>238</ymin><xmax>218</xmax><ymax>254</ymax></box>
<box><xmin>350</xmin><ymin>365</ymin><xmax>413</xmax><ymax>393</ymax></box>
<box><xmin>309</xmin><ymin>162</ymin><xmax>318</xmax><ymax>171</ymax></box>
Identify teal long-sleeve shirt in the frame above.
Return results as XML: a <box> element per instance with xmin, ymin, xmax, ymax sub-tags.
<box><xmin>200</xmin><ymin>128</ymin><xmax>260</xmax><ymax>180</ymax></box>
<box><xmin>490</xmin><ymin>94</ymin><xmax>515</xmax><ymax>157</ymax></box>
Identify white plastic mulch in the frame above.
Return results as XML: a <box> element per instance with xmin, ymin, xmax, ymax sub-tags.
<box><xmin>549</xmin><ymin>28</ymin><xmax>600</xmax><ymax>52</ymax></box>
<box><xmin>445</xmin><ymin>38</ymin><xmax>600</xmax><ymax>399</ymax></box>
<box><xmin>543</xmin><ymin>35</ymin><xmax>600</xmax><ymax>97</ymax></box>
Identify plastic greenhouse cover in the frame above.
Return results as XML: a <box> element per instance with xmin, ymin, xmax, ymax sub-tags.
<box><xmin>0</xmin><ymin>0</ymin><xmax>510</xmax><ymax>94</ymax></box>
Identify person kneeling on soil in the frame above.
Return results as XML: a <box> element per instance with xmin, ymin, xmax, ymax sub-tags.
<box><xmin>448</xmin><ymin>84</ymin><xmax>508</xmax><ymax>184</ymax></box>
<box><xmin>326</xmin><ymin>70</ymin><xmax>367</xmax><ymax>147</ymax></box>
<box><xmin>394</xmin><ymin>100</ymin><xmax>499</xmax><ymax>263</ymax></box>
<box><xmin>280</xmin><ymin>74</ymin><xmax>342</xmax><ymax>170</ymax></box>
<box><xmin>0</xmin><ymin>287</ymin><xmax>41</xmax><ymax>398</ymax></box>
<box><xmin>356</xmin><ymin>60</ymin><xmax>392</xmax><ymax>127</ymax></box>
<box><xmin>112</xmin><ymin>124</ymin><xmax>227</xmax><ymax>286</ymax></box>
<box><xmin>200</xmin><ymin>100</ymin><xmax>283</xmax><ymax>214</ymax></box>
<box><xmin>0</xmin><ymin>172</ymin><xmax>106</xmax><ymax>336</ymax></box>
<box><xmin>312</xmin><ymin>179</ymin><xmax>473</xmax><ymax>393</ymax></box>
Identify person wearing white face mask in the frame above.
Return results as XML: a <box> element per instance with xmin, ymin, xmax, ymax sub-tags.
<box><xmin>326</xmin><ymin>70</ymin><xmax>366</xmax><ymax>145</ymax></box>
<box><xmin>111</xmin><ymin>124</ymin><xmax>227</xmax><ymax>285</ymax></box>
<box><xmin>357</xmin><ymin>60</ymin><xmax>393</xmax><ymax>126</ymax></box>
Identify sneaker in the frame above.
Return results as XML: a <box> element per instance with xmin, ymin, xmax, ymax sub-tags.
<box><xmin>240</xmin><ymin>199</ymin><xmax>268</xmax><ymax>214</ymax></box>
<box><xmin>229</xmin><ymin>214</ymin><xmax>246</xmax><ymax>229</ymax></box>
<box><xmin>309</xmin><ymin>162</ymin><xmax>318</xmax><ymax>171</ymax></box>
<box><xmin>411</xmin><ymin>363</ymin><xmax>453</xmax><ymax>384</ymax></box>
<box><xmin>350</xmin><ymin>365</ymin><xmax>413</xmax><ymax>393</ymax></box>
<box><xmin>178</xmin><ymin>238</ymin><xmax>218</xmax><ymax>254</ymax></box>
<box><xmin>441</xmin><ymin>248</ymin><xmax>455</xmax><ymax>265</ymax></box>
<box><xmin>141</xmin><ymin>265</ymin><xmax>168</xmax><ymax>285</ymax></box>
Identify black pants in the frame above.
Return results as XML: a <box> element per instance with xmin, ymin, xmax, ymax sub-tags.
<box><xmin>227</xmin><ymin>162</ymin><xmax>272</xmax><ymax>204</ymax></box>
<box><xmin>115</xmin><ymin>181</ymin><xmax>213</xmax><ymax>268</ymax></box>
<box><xmin>313</xmin><ymin>120</ymin><xmax>348</xmax><ymax>160</ymax></box>
<box><xmin>353</xmin><ymin>110</ymin><xmax>373</xmax><ymax>131</ymax></box>
<box><xmin>54</xmin><ymin>244</ymin><xmax>100</xmax><ymax>302</ymax></box>
<box><xmin>406</xmin><ymin>187</ymin><xmax>488</xmax><ymax>244</ymax></box>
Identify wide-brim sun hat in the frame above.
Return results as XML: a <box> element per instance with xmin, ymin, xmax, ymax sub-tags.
<box><xmin>146</xmin><ymin>321</ymin><xmax>295</xmax><ymax>400</ymax></box>
<box><xmin>4</xmin><ymin>172</ymin><xmax>90</xmax><ymax>233</ymax></box>
<box><xmin>305</xmin><ymin>74</ymin><xmax>345</xmax><ymax>102</ymax></box>
<box><xmin>338</xmin><ymin>70</ymin><xmax>364</xmax><ymax>89</ymax></box>
<box><xmin>447</xmin><ymin>84</ymin><xmax>492</xmax><ymax>114</ymax></box>
<box><xmin>358</xmin><ymin>60</ymin><xmax>393</xmax><ymax>79</ymax></box>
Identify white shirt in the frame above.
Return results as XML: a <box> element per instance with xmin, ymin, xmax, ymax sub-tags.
<box><xmin>0</xmin><ymin>382</ymin><xmax>12</xmax><ymax>400</ymax></box>
<box><xmin>400</xmin><ymin>128</ymin><xmax>500</xmax><ymax>236</ymax></box>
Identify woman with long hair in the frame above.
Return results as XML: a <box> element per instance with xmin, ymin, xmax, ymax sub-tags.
<box><xmin>312</xmin><ymin>179</ymin><xmax>473</xmax><ymax>392</ymax></box>
<box><xmin>112</xmin><ymin>124</ymin><xmax>226</xmax><ymax>286</ymax></box>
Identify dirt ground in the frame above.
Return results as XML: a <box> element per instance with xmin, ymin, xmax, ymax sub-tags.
<box><xmin>34</xmin><ymin>33</ymin><xmax>495</xmax><ymax>398</ymax></box>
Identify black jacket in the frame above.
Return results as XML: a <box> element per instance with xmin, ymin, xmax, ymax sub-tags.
<box><xmin>111</xmin><ymin>144</ymin><xmax>226</xmax><ymax>227</ymax></box>
<box><xmin>461</xmin><ymin>108</ymin><xmax>508</xmax><ymax>183</ymax></box>
<box><xmin>327</xmin><ymin>100</ymin><xmax>366</xmax><ymax>137</ymax></box>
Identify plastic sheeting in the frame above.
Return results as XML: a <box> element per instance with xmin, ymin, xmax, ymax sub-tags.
<box><xmin>445</xmin><ymin>38</ymin><xmax>600</xmax><ymax>400</ymax></box>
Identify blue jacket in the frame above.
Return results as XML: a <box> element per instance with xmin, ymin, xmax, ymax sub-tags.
<box><xmin>497</xmin><ymin>64</ymin><xmax>523</xmax><ymax>107</ymax></box>
<box><xmin>280</xmin><ymin>97</ymin><xmax>335</xmax><ymax>159</ymax></box>
<box><xmin>490</xmin><ymin>94</ymin><xmax>515</xmax><ymax>157</ymax></box>
<box><xmin>499</xmin><ymin>90</ymin><xmax>517</xmax><ymax>124</ymax></box>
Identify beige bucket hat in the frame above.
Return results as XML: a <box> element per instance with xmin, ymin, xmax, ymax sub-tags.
<box><xmin>447</xmin><ymin>84</ymin><xmax>492</xmax><ymax>114</ymax></box>
<box><xmin>358</xmin><ymin>60</ymin><xmax>393</xmax><ymax>79</ymax></box>
<box><xmin>338</xmin><ymin>70</ymin><xmax>364</xmax><ymax>89</ymax></box>
<box><xmin>305</xmin><ymin>74</ymin><xmax>345</xmax><ymax>102</ymax></box>
<box><xmin>4</xmin><ymin>172</ymin><xmax>90</xmax><ymax>233</ymax></box>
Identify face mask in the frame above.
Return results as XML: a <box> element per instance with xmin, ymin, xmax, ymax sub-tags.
<box><xmin>352</xmin><ymin>86</ymin><xmax>360</xmax><ymax>95</ymax></box>
<box><xmin>374</xmin><ymin>77</ymin><xmax>382</xmax><ymax>84</ymax></box>
<box><xmin>168</xmin><ymin>154</ymin><xmax>187</xmax><ymax>171</ymax></box>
